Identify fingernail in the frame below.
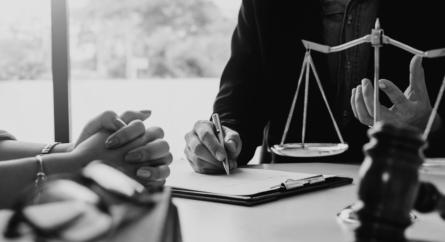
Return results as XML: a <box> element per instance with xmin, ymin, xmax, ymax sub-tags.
<box><xmin>228</xmin><ymin>139</ymin><xmax>237</xmax><ymax>149</ymax></box>
<box><xmin>137</xmin><ymin>168</ymin><xmax>151</xmax><ymax>179</ymax></box>
<box><xmin>125</xmin><ymin>152</ymin><xmax>141</xmax><ymax>162</ymax></box>
<box><xmin>378</xmin><ymin>82</ymin><xmax>386</xmax><ymax>89</ymax></box>
<box><xmin>361</xmin><ymin>79</ymin><xmax>367</xmax><ymax>86</ymax></box>
<box><xmin>112</xmin><ymin>119</ymin><xmax>126</xmax><ymax>129</ymax></box>
<box><xmin>229</xmin><ymin>159</ymin><xmax>238</xmax><ymax>170</ymax></box>
<box><xmin>140</xmin><ymin>110</ymin><xmax>152</xmax><ymax>115</ymax></box>
<box><xmin>105</xmin><ymin>138</ymin><xmax>119</xmax><ymax>148</ymax></box>
<box><xmin>216</xmin><ymin>151</ymin><xmax>225</xmax><ymax>161</ymax></box>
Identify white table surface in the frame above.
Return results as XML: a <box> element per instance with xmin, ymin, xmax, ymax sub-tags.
<box><xmin>171</xmin><ymin>159</ymin><xmax>445</xmax><ymax>242</ymax></box>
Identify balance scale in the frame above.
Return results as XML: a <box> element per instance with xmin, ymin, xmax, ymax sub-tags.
<box><xmin>271</xmin><ymin>19</ymin><xmax>445</xmax><ymax>157</ymax></box>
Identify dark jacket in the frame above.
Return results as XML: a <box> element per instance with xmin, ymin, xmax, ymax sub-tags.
<box><xmin>214</xmin><ymin>0</ymin><xmax>445</xmax><ymax>165</ymax></box>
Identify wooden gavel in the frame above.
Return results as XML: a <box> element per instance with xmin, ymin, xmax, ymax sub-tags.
<box><xmin>414</xmin><ymin>181</ymin><xmax>445</xmax><ymax>220</ymax></box>
<box><xmin>353</xmin><ymin>122</ymin><xmax>445</xmax><ymax>242</ymax></box>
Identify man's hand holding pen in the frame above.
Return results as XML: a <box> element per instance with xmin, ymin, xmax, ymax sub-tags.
<box><xmin>184</xmin><ymin>118</ymin><xmax>242</xmax><ymax>174</ymax></box>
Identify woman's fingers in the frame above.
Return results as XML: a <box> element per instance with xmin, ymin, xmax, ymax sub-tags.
<box><xmin>77</xmin><ymin>110</ymin><xmax>152</xmax><ymax>149</ymax></box>
<box><xmin>136</xmin><ymin>165</ymin><xmax>170</xmax><ymax>181</ymax></box>
<box><xmin>125</xmin><ymin>139</ymin><xmax>170</xmax><ymax>162</ymax></box>
<box><xmin>119</xmin><ymin>110</ymin><xmax>152</xmax><ymax>124</ymax></box>
<box><xmin>75</xmin><ymin>111</ymin><xmax>122</xmax><ymax>147</ymax></box>
<box><xmin>105</xmin><ymin>120</ymin><xmax>146</xmax><ymax>149</ymax></box>
<box><xmin>140</xmin><ymin>180</ymin><xmax>166</xmax><ymax>189</ymax></box>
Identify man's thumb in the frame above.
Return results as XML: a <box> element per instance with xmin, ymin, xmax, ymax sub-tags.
<box><xmin>409</xmin><ymin>55</ymin><xmax>426</xmax><ymax>92</ymax></box>
<box><xmin>378</xmin><ymin>79</ymin><xmax>408</xmax><ymax>106</ymax></box>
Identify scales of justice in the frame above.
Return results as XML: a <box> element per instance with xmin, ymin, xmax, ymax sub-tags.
<box><xmin>271</xmin><ymin>19</ymin><xmax>445</xmax><ymax>158</ymax></box>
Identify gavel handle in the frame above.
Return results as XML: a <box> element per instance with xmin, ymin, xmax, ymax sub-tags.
<box><xmin>414</xmin><ymin>182</ymin><xmax>445</xmax><ymax>220</ymax></box>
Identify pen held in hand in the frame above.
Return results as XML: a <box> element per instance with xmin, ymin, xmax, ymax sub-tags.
<box><xmin>212</xmin><ymin>113</ymin><xmax>230</xmax><ymax>176</ymax></box>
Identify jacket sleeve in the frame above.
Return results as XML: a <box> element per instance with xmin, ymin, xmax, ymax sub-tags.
<box><xmin>213</xmin><ymin>0</ymin><xmax>270</xmax><ymax>165</ymax></box>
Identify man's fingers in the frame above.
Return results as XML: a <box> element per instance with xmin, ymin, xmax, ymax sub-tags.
<box><xmin>361</xmin><ymin>79</ymin><xmax>375</xmax><ymax>116</ymax></box>
<box><xmin>186</xmin><ymin>134</ymin><xmax>223</xmax><ymax>168</ymax></box>
<box><xmin>378</xmin><ymin>79</ymin><xmax>409</xmax><ymax>107</ymax></box>
<box><xmin>351</xmin><ymin>88</ymin><xmax>358</xmax><ymax>118</ymax></box>
<box><xmin>409</xmin><ymin>55</ymin><xmax>427</xmax><ymax>94</ymax></box>
<box><xmin>377</xmin><ymin>105</ymin><xmax>393</xmax><ymax>123</ymax></box>
<box><xmin>125</xmin><ymin>139</ymin><xmax>170</xmax><ymax>162</ymax></box>
<box><xmin>184</xmin><ymin>121</ymin><xmax>237</xmax><ymax>174</ymax></box>
<box><xmin>105</xmin><ymin>120</ymin><xmax>145</xmax><ymax>149</ymax></box>
<box><xmin>355</xmin><ymin>85</ymin><xmax>373</xmax><ymax>126</ymax></box>
<box><xmin>222</xmin><ymin>126</ymin><xmax>242</xmax><ymax>160</ymax></box>
<box><xmin>229</xmin><ymin>159</ymin><xmax>238</xmax><ymax>170</ymax></box>
<box><xmin>194</xmin><ymin>120</ymin><xmax>226</xmax><ymax>161</ymax></box>
<box><xmin>119</xmin><ymin>110</ymin><xmax>152</xmax><ymax>124</ymax></box>
<box><xmin>186</xmin><ymin>155</ymin><xmax>226</xmax><ymax>174</ymax></box>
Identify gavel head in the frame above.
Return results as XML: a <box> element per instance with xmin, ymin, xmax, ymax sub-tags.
<box><xmin>353</xmin><ymin>122</ymin><xmax>425</xmax><ymax>242</ymax></box>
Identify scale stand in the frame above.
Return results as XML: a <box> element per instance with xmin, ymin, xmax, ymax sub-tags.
<box><xmin>272</xmin><ymin>19</ymin><xmax>445</xmax><ymax>158</ymax></box>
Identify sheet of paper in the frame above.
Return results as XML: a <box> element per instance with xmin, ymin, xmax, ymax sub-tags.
<box><xmin>166</xmin><ymin>160</ymin><xmax>320</xmax><ymax>196</ymax></box>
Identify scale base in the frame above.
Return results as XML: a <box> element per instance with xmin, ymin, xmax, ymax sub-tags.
<box><xmin>271</xmin><ymin>143</ymin><xmax>348</xmax><ymax>157</ymax></box>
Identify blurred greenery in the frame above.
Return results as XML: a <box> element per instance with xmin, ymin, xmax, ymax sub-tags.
<box><xmin>0</xmin><ymin>0</ymin><xmax>237</xmax><ymax>80</ymax></box>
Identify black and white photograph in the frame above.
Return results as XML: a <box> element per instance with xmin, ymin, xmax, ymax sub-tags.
<box><xmin>0</xmin><ymin>0</ymin><xmax>445</xmax><ymax>241</ymax></box>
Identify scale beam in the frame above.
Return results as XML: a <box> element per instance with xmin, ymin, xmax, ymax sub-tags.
<box><xmin>303</xmin><ymin>35</ymin><xmax>445</xmax><ymax>58</ymax></box>
<box><xmin>301</xmin><ymin>18</ymin><xmax>445</xmax><ymax>127</ymax></box>
<box><xmin>383</xmin><ymin>36</ymin><xmax>445</xmax><ymax>58</ymax></box>
<box><xmin>302</xmin><ymin>35</ymin><xmax>370</xmax><ymax>54</ymax></box>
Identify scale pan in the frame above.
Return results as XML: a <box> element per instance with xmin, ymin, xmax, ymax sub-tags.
<box><xmin>271</xmin><ymin>143</ymin><xmax>348</xmax><ymax>157</ymax></box>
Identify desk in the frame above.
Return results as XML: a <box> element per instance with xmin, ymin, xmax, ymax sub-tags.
<box><xmin>172</xmin><ymin>160</ymin><xmax>445</xmax><ymax>242</ymax></box>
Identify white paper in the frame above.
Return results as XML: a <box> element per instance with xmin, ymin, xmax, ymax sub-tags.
<box><xmin>166</xmin><ymin>161</ymin><xmax>321</xmax><ymax>196</ymax></box>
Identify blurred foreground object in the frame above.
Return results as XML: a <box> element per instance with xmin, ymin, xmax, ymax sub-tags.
<box><xmin>3</xmin><ymin>162</ymin><xmax>181</xmax><ymax>242</ymax></box>
<box><xmin>414</xmin><ymin>182</ymin><xmax>445</xmax><ymax>220</ymax></box>
<box><xmin>353</xmin><ymin>122</ymin><xmax>424</xmax><ymax>242</ymax></box>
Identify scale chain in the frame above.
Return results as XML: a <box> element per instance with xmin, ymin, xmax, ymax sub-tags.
<box><xmin>307</xmin><ymin>54</ymin><xmax>345</xmax><ymax>144</ymax></box>
<box><xmin>302</xmin><ymin>53</ymin><xmax>311</xmax><ymax>148</ymax></box>
<box><xmin>280</xmin><ymin>52</ymin><xmax>309</xmax><ymax>145</ymax></box>
<box><xmin>423</xmin><ymin>75</ymin><xmax>445</xmax><ymax>140</ymax></box>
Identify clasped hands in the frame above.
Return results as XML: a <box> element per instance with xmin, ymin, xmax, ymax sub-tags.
<box><xmin>71</xmin><ymin>110</ymin><xmax>172</xmax><ymax>188</ymax></box>
<box><xmin>351</xmin><ymin>55</ymin><xmax>441</xmax><ymax>132</ymax></box>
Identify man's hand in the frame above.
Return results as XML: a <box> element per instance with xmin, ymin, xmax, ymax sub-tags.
<box><xmin>351</xmin><ymin>55</ymin><xmax>441</xmax><ymax>131</ymax></box>
<box><xmin>74</xmin><ymin>127</ymin><xmax>172</xmax><ymax>189</ymax></box>
<box><xmin>184</xmin><ymin>120</ymin><xmax>241</xmax><ymax>174</ymax></box>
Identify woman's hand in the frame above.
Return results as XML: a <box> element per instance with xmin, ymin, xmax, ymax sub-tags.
<box><xmin>74</xmin><ymin>110</ymin><xmax>152</xmax><ymax>149</ymax></box>
<box><xmin>73</xmin><ymin>126</ymin><xmax>172</xmax><ymax>189</ymax></box>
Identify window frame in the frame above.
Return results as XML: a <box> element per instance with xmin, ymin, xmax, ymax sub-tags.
<box><xmin>51</xmin><ymin>0</ymin><xmax>71</xmax><ymax>142</ymax></box>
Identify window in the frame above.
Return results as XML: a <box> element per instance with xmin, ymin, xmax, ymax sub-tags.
<box><xmin>0</xmin><ymin>0</ymin><xmax>54</xmax><ymax>142</ymax></box>
<box><xmin>0</xmin><ymin>0</ymin><xmax>241</xmax><ymax>159</ymax></box>
<box><xmin>68</xmin><ymin>0</ymin><xmax>240</xmax><ymax>159</ymax></box>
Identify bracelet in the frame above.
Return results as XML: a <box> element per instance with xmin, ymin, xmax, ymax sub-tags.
<box><xmin>34</xmin><ymin>155</ymin><xmax>46</xmax><ymax>204</ymax></box>
<box><xmin>40</xmin><ymin>142</ymin><xmax>61</xmax><ymax>155</ymax></box>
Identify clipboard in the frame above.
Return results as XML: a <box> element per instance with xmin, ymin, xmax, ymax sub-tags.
<box><xmin>166</xmin><ymin>161</ymin><xmax>352</xmax><ymax>206</ymax></box>
<box><xmin>171</xmin><ymin>176</ymin><xmax>352</xmax><ymax>206</ymax></box>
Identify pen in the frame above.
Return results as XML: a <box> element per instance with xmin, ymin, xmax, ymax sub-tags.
<box><xmin>212</xmin><ymin>113</ymin><xmax>230</xmax><ymax>176</ymax></box>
